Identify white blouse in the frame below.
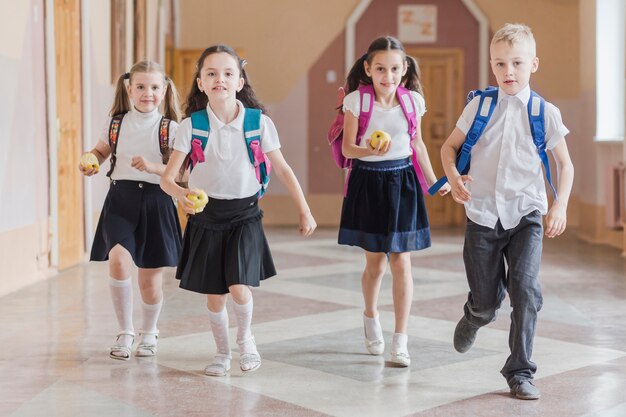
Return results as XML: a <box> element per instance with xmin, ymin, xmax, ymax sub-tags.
<box><xmin>342</xmin><ymin>89</ymin><xmax>426</xmax><ymax>162</ymax></box>
<box><xmin>97</xmin><ymin>107</ymin><xmax>178</xmax><ymax>184</ymax></box>
<box><xmin>173</xmin><ymin>100</ymin><xmax>281</xmax><ymax>199</ymax></box>
<box><xmin>455</xmin><ymin>85</ymin><xmax>569</xmax><ymax>230</ymax></box>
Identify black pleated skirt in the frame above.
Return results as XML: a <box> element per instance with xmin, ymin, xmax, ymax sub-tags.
<box><xmin>175</xmin><ymin>194</ymin><xmax>276</xmax><ymax>294</ymax></box>
<box><xmin>338</xmin><ymin>158</ymin><xmax>431</xmax><ymax>253</ymax></box>
<box><xmin>90</xmin><ymin>180</ymin><xmax>182</xmax><ymax>268</ymax></box>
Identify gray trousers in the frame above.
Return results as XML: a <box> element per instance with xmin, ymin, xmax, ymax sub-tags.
<box><xmin>462</xmin><ymin>210</ymin><xmax>543</xmax><ymax>387</ymax></box>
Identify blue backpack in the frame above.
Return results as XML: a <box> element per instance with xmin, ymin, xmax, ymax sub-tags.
<box><xmin>428</xmin><ymin>87</ymin><xmax>556</xmax><ymax>198</ymax></box>
<box><xmin>185</xmin><ymin>108</ymin><xmax>272</xmax><ymax>197</ymax></box>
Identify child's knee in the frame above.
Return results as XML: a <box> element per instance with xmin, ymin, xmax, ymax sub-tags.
<box><xmin>388</xmin><ymin>252</ymin><xmax>411</xmax><ymax>271</ymax></box>
<box><xmin>228</xmin><ymin>284</ymin><xmax>252</xmax><ymax>304</ymax></box>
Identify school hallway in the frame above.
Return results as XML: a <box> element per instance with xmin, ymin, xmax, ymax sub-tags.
<box><xmin>1</xmin><ymin>226</ymin><xmax>625</xmax><ymax>417</ymax></box>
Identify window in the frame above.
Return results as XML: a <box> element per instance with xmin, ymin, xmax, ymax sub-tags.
<box><xmin>595</xmin><ymin>0</ymin><xmax>625</xmax><ymax>141</ymax></box>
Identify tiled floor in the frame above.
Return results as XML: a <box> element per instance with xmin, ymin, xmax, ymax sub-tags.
<box><xmin>2</xmin><ymin>227</ymin><xmax>626</xmax><ymax>417</ymax></box>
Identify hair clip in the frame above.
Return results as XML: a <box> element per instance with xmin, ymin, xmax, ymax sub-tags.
<box><xmin>124</xmin><ymin>72</ymin><xmax>130</xmax><ymax>80</ymax></box>
<box><xmin>240</xmin><ymin>59</ymin><xmax>247</xmax><ymax>68</ymax></box>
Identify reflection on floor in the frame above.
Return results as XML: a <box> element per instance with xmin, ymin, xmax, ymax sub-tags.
<box><xmin>2</xmin><ymin>227</ymin><xmax>626</xmax><ymax>417</ymax></box>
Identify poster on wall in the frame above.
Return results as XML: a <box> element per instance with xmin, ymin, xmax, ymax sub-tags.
<box><xmin>398</xmin><ymin>5</ymin><xmax>437</xmax><ymax>43</ymax></box>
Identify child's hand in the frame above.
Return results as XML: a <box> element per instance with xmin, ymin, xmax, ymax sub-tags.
<box><xmin>545</xmin><ymin>202</ymin><xmax>567</xmax><ymax>238</ymax></box>
<box><xmin>365</xmin><ymin>137</ymin><xmax>390</xmax><ymax>156</ymax></box>
<box><xmin>450</xmin><ymin>175</ymin><xmax>472</xmax><ymax>203</ymax></box>
<box><xmin>79</xmin><ymin>163</ymin><xmax>99</xmax><ymax>177</ymax></box>
<box><xmin>299</xmin><ymin>212</ymin><xmax>317</xmax><ymax>237</ymax></box>
<box><xmin>178</xmin><ymin>188</ymin><xmax>199</xmax><ymax>215</ymax></box>
<box><xmin>437</xmin><ymin>182</ymin><xmax>451</xmax><ymax>196</ymax></box>
<box><xmin>131</xmin><ymin>156</ymin><xmax>156</xmax><ymax>174</ymax></box>
<box><xmin>78</xmin><ymin>153</ymin><xmax>100</xmax><ymax>176</ymax></box>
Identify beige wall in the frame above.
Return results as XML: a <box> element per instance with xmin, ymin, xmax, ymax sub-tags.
<box><xmin>177</xmin><ymin>0</ymin><xmax>360</xmax><ymax>104</ymax></box>
<box><xmin>0</xmin><ymin>0</ymin><xmax>115</xmax><ymax>296</ymax></box>
<box><xmin>475</xmin><ymin>0</ymin><xmax>580</xmax><ymax>98</ymax></box>
<box><xmin>85</xmin><ymin>0</ymin><xmax>116</xmax><ymax>212</ymax></box>
<box><xmin>0</xmin><ymin>0</ymin><xmax>50</xmax><ymax>296</ymax></box>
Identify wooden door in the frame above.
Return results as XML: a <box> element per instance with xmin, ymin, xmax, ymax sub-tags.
<box><xmin>55</xmin><ymin>0</ymin><xmax>84</xmax><ymax>269</ymax></box>
<box><xmin>172</xmin><ymin>49</ymin><xmax>205</xmax><ymax>106</ymax></box>
<box><xmin>408</xmin><ymin>48</ymin><xmax>465</xmax><ymax>226</ymax></box>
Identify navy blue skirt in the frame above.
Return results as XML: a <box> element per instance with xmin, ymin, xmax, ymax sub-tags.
<box><xmin>176</xmin><ymin>195</ymin><xmax>276</xmax><ymax>295</ymax></box>
<box><xmin>90</xmin><ymin>180</ymin><xmax>182</xmax><ymax>268</ymax></box>
<box><xmin>338</xmin><ymin>158</ymin><xmax>431</xmax><ymax>253</ymax></box>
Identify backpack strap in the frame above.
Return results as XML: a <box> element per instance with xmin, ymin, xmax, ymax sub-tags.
<box><xmin>187</xmin><ymin>108</ymin><xmax>271</xmax><ymax>197</ymax></box>
<box><xmin>428</xmin><ymin>88</ymin><xmax>498</xmax><ymax>195</ymax></box>
<box><xmin>457</xmin><ymin>88</ymin><xmax>498</xmax><ymax>174</ymax></box>
<box><xmin>158</xmin><ymin>117</ymin><xmax>172</xmax><ymax>164</ymax></box>
<box><xmin>339</xmin><ymin>85</ymin><xmax>375</xmax><ymax>196</ymax></box>
<box><xmin>528</xmin><ymin>90</ymin><xmax>557</xmax><ymax>199</ymax></box>
<box><xmin>187</xmin><ymin>110</ymin><xmax>211</xmax><ymax>172</ymax></box>
<box><xmin>356</xmin><ymin>84</ymin><xmax>375</xmax><ymax>147</ymax></box>
<box><xmin>396</xmin><ymin>86</ymin><xmax>417</xmax><ymax>138</ymax></box>
<box><xmin>106</xmin><ymin>113</ymin><xmax>126</xmax><ymax>177</ymax></box>
<box><xmin>396</xmin><ymin>86</ymin><xmax>428</xmax><ymax>194</ymax></box>
<box><xmin>243</xmin><ymin>108</ymin><xmax>272</xmax><ymax>197</ymax></box>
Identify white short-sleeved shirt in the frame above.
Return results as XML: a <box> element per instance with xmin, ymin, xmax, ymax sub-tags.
<box><xmin>456</xmin><ymin>85</ymin><xmax>569</xmax><ymax>230</ymax></box>
<box><xmin>97</xmin><ymin>107</ymin><xmax>178</xmax><ymax>184</ymax></box>
<box><xmin>173</xmin><ymin>100</ymin><xmax>281</xmax><ymax>199</ymax></box>
<box><xmin>342</xmin><ymin>89</ymin><xmax>426</xmax><ymax>162</ymax></box>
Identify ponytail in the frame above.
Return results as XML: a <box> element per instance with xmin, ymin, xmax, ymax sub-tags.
<box><xmin>184</xmin><ymin>72</ymin><xmax>208</xmax><ymax>117</ymax></box>
<box><xmin>109</xmin><ymin>72</ymin><xmax>131</xmax><ymax>116</ymax></box>
<box><xmin>184</xmin><ymin>44</ymin><xmax>267</xmax><ymax>117</ymax></box>
<box><xmin>403</xmin><ymin>56</ymin><xmax>423</xmax><ymax>96</ymax></box>
<box><xmin>237</xmin><ymin>67</ymin><xmax>266</xmax><ymax>113</ymax></box>
<box><xmin>345</xmin><ymin>54</ymin><xmax>372</xmax><ymax>94</ymax></box>
<box><xmin>162</xmin><ymin>77</ymin><xmax>182</xmax><ymax>122</ymax></box>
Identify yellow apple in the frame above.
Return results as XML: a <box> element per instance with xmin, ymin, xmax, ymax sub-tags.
<box><xmin>369</xmin><ymin>130</ymin><xmax>391</xmax><ymax>149</ymax></box>
<box><xmin>187</xmin><ymin>189</ymin><xmax>209</xmax><ymax>213</ymax></box>
<box><xmin>80</xmin><ymin>152</ymin><xmax>99</xmax><ymax>172</ymax></box>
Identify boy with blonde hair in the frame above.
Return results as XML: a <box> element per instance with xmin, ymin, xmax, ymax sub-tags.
<box><xmin>440</xmin><ymin>23</ymin><xmax>574</xmax><ymax>400</ymax></box>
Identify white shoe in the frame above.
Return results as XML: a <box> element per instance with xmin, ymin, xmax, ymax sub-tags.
<box><xmin>204</xmin><ymin>354</ymin><xmax>232</xmax><ymax>377</ymax></box>
<box><xmin>109</xmin><ymin>331</ymin><xmax>135</xmax><ymax>361</ymax></box>
<box><xmin>365</xmin><ymin>337</ymin><xmax>385</xmax><ymax>355</ymax></box>
<box><xmin>238</xmin><ymin>336</ymin><xmax>262</xmax><ymax>373</ymax></box>
<box><xmin>135</xmin><ymin>330</ymin><xmax>159</xmax><ymax>357</ymax></box>
<box><xmin>390</xmin><ymin>351</ymin><xmax>411</xmax><ymax>367</ymax></box>
<box><xmin>390</xmin><ymin>333</ymin><xmax>410</xmax><ymax>367</ymax></box>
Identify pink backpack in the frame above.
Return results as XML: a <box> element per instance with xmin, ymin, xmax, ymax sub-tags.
<box><xmin>327</xmin><ymin>84</ymin><xmax>428</xmax><ymax>193</ymax></box>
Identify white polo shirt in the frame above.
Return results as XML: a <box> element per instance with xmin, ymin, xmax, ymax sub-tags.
<box><xmin>97</xmin><ymin>107</ymin><xmax>178</xmax><ymax>184</ymax></box>
<box><xmin>456</xmin><ymin>85</ymin><xmax>569</xmax><ymax>230</ymax></box>
<box><xmin>174</xmin><ymin>100</ymin><xmax>281</xmax><ymax>199</ymax></box>
<box><xmin>343</xmin><ymin>90</ymin><xmax>426</xmax><ymax>162</ymax></box>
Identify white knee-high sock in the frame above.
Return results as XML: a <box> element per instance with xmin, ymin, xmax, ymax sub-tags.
<box><xmin>140</xmin><ymin>298</ymin><xmax>162</xmax><ymax>345</ymax></box>
<box><xmin>232</xmin><ymin>297</ymin><xmax>253</xmax><ymax>343</ymax></box>
<box><xmin>109</xmin><ymin>277</ymin><xmax>134</xmax><ymax>346</ymax></box>
<box><xmin>208</xmin><ymin>308</ymin><xmax>231</xmax><ymax>357</ymax></box>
